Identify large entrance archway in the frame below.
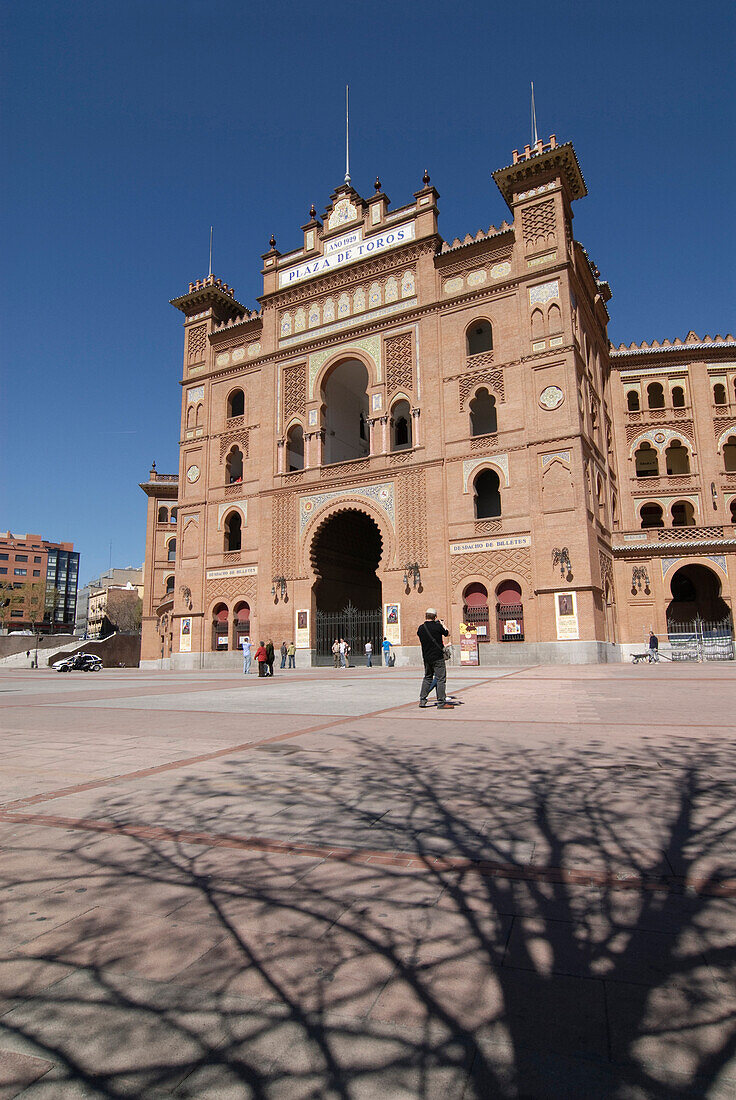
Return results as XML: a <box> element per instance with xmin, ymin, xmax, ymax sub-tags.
<box><xmin>311</xmin><ymin>509</ymin><xmax>383</xmax><ymax>664</ymax></box>
<box><xmin>667</xmin><ymin>564</ymin><xmax>730</xmax><ymax>625</ymax></box>
<box><xmin>666</xmin><ymin>564</ymin><xmax>733</xmax><ymax>659</ymax></box>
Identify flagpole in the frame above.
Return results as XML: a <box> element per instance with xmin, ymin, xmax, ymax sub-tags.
<box><xmin>345</xmin><ymin>84</ymin><xmax>351</xmax><ymax>185</ymax></box>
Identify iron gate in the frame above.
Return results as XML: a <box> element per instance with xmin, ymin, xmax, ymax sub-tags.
<box><xmin>667</xmin><ymin>618</ymin><xmax>734</xmax><ymax>661</ymax></box>
<box><xmin>315</xmin><ymin>603</ymin><xmax>384</xmax><ymax>665</ymax></box>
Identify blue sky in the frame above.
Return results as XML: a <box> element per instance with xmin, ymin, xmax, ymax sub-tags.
<box><xmin>1</xmin><ymin>0</ymin><xmax>734</xmax><ymax>585</ymax></box>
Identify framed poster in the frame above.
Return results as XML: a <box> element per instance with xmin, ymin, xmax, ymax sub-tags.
<box><xmin>555</xmin><ymin>591</ymin><xmax>579</xmax><ymax>640</ymax></box>
<box><xmin>384</xmin><ymin>602</ymin><xmax>401</xmax><ymax>645</ymax></box>
<box><xmin>295</xmin><ymin>609</ymin><xmax>310</xmax><ymax>649</ymax></box>
<box><xmin>179</xmin><ymin>617</ymin><xmax>192</xmax><ymax>652</ymax></box>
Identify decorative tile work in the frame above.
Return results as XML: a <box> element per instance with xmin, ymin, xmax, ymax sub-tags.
<box><xmin>529</xmin><ymin>280</ymin><xmax>559</xmax><ymax>305</ymax></box>
<box><xmin>628</xmin><ymin>426</ymin><xmax>695</xmax><ymax>454</ymax></box>
<box><xmin>327</xmin><ymin>197</ymin><xmax>358</xmax><ymax>229</ymax></box>
<box><xmin>539</xmin><ymin>386</ymin><xmax>564</xmax><ymax>410</ymax></box>
<box><xmin>281</xmin><ymin>298</ymin><xmax>416</xmax><ymax>349</ymax></box>
<box><xmin>232</xmin><ymin>347</ymin><xmax>245</xmax><ymax>363</ymax></box>
<box><xmin>398</xmin><ymin>469</ymin><xmax>427</xmax><ymax>566</ymax></box>
<box><xmin>247</xmin><ymin>342</ymin><xmax>261</xmax><ymax>358</ymax></box>
<box><xmin>385</xmin><ymin>332</ymin><xmax>414</xmax><ymax>397</ymax></box>
<box><xmin>490</xmin><ymin>260</ymin><xmax>512</xmax><ymax>279</ymax></box>
<box><xmin>323</xmin><ymin>298</ymin><xmax>335</xmax><ymax>323</ymax></box>
<box><xmin>385</xmin><ymin>276</ymin><xmax>399</xmax><ymax>302</ymax></box>
<box><xmin>300</xmin><ymin>481</ymin><xmax>395</xmax><ymax>533</ymax></box>
<box><xmin>283</xmin><ymin>362</ymin><xmax>307</xmax><ymax>425</ymax></box>
<box><xmin>187</xmin><ymin>386</ymin><xmax>204</xmax><ymax>405</ymax></box>
<box><xmin>443</xmin><ymin>276</ymin><xmax>464</xmax><ymax>296</ymax></box>
<box><xmin>206</xmin><ymin>574</ymin><xmax>257</xmax><ymax>606</ymax></box>
<box><xmin>281</xmin><ymin>312</ymin><xmax>292</xmax><ymax>337</ymax></box>
<box><xmin>295</xmin><ymin>307</ymin><xmax>306</xmax><ymax>332</ymax></box>
<box><xmin>662</xmin><ymin>555</ymin><xmax>727</xmax><ymax>579</ymax></box>
<box><xmin>217</xmin><ymin>499</ymin><xmax>247</xmax><ymax>529</ymax></box>
<box><xmin>541</xmin><ymin>450</ymin><xmax>571</xmax><ymax>468</ymax></box>
<box><xmin>716</xmin><ymin>423</ymin><xmax>736</xmax><ymax>450</ymax></box>
<box><xmin>309</xmin><ymin>334</ymin><xmax>382</xmax><ymax>397</ymax></box>
<box><xmin>463</xmin><ymin>454</ymin><xmax>509</xmax><ymax>492</ymax></box>
<box><xmin>187</xmin><ymin>323</ymin><xmax>207</xmax><ymax>363</ymax></box>
<box><xmin>401</xmin><ymin>270</ymin><xmax>415</xmax><ymax>296</ymax></box>
<box><xmin>467</xmin><ymin>269</ymin><xmax>487</xmax><ymax>286</ymax></box>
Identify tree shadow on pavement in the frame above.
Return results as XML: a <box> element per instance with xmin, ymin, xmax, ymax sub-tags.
<box><xmin>0</xmin><ymin>735</ymin><xmax>734</xmax><ymax>1098</ymax></box>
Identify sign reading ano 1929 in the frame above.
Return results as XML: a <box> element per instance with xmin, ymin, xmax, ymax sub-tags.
<box><xmin>279</xmin><ymin>223</ymin><xmax>415</xmax><ymax>287</ymax></box>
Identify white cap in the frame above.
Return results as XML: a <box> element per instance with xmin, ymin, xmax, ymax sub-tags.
<box><xmin>425</xmin><ymin>607</ymin><xmax>437</xmax><ymax>617</ymax></box>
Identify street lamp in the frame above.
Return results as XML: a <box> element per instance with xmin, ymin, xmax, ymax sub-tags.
<box><xmin>403</xmin><ymin>563</ymin><xmax>422</xmax><ymax>590</ymax></box>
<box><xmin>551</xmin><ymin>547</ymin><xmax>573</xmax><ymax>581</ymax></box>
<box><xmin>271</xmin><ymin>576</ymin><xmax>288</xmax><ymax>603</ymax></box>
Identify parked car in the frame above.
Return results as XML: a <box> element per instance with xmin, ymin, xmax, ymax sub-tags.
<box><xmin>53</xmin><ymin>652</ymin><xmax>103</xmax><ymax>672</ymax></box>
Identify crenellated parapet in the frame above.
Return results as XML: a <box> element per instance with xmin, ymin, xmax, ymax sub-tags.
<box><xmin>612</xmin><ymin>332</ymin><xmax>736</xmax><ymax>357</ymax></box>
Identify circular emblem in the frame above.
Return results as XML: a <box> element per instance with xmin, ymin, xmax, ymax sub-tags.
<box><xmin>539</xmin><ymin>386</ymin><xmax>564</xmax><ymax>410</ymax></box>
<box><xmin>186</xmin><ymin>464</ymin><xmax>200</xmax><ymax>483</ymax></box>
<box><xmin>378</xmin><ymin>488</ymin><xmax>390</xmax><ymax>501</ymax></box>
<box><xmin>303</xmin><ymin>500</ymin><xmax>314</xmax><ymax>514</ymax></box>
<box><xmin>654</xmin><ymin>432</ymin><xmax>666</xmax><ymax>444</ymax></box>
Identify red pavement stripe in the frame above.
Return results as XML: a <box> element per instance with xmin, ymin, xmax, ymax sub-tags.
<box><xmin>0</xmin><ymin>808</ymin><xmax>733</xmax><ymax>897</ymax></box>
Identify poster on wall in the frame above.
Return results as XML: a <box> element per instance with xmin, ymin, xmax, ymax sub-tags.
<box><xmin>179</xmin><ymin>617</ymin><xmax>192</xmax><ymax>652</ymax></box>
<box><xmin>384</xmin><ymin>602</ymin><xmax>401</xmax><ymax>645</ymax></box>
<box><xmin>459</xmin><ymin>622</ymin><xmax>479</xmax><ymax>665</ymax></box>
<box><xmin>295</xmin><ymin>609</ymin><xmax>310</xmax><ymax>649</ymax></box>
<box><xmin>555</xmin><ymin>592</ymin><xmax>579</xmax><ymax>640</ymax></box>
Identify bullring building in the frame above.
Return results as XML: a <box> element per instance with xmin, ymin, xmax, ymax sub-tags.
<box><xmin>140</xmin><ymin>135</ymin><xmax>736</xmax><ymax>667</ymax></box>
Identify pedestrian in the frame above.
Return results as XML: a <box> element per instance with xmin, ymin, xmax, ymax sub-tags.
<box><xmin>255</xmin><ymin>640</ymin><xmax>268</xmax><ymax>677</ymax></box>
<box><xmin>332</xmin><ymin>638</ymin><xmax>340</xmax><ymax>668</ymax></box>
<box><xmin>280</xmin><ymin>641</ymin><xmax>288</xmax><ymax>669</ymax></box>
<box><xmin>648</xmin><ymin>630</ymin><xmax>659</xmax><ymax>663</ymax></box>
<box><xmin>365</xmin><ymin>640</ymin><xmax>373</xmax><ymax>667</ymax></box>
<box><xmin>417</xmin><ymin>608</ymin><xmax>453</xmax><ymax>709</ymax></box>
<box><xmin>339</xmin><ymin>638</ymin><xmax>348</xmax><ymax>669</ymax></box>
<box><xmin>265</xmin><ymin>639</ymin><xmax>275</xmax><ymax>676</ymax></box>
<box><xmin>241</xmin><ymin>635</ymin><xmax>252</xmax><ymax>675</ymax></box>
<box><xmin>287</xmin><ymin>640</ymin><xmax>296</xmax><ymax>669</ymax></box>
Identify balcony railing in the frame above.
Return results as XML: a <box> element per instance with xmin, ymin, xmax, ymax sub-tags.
<box><xmin>615</xmin><ymin>524</ymin><xmax>736</xmax><ymax>548</ymax></box>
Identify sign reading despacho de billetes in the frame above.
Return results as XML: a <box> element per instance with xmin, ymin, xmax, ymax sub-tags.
<box><xmin>450</xmin><ymin>536</ymin><xmax>532</xmax><ymax>555</ymax></box>
<box><xmin>279</xmin><ymin>223</ymin><xmax>415</xmax><ymax>287</ymax></box>
<box><xmin>206</xmin><ymin>566</ymin><xmax>258</xmax><ymax>579</ymax></box>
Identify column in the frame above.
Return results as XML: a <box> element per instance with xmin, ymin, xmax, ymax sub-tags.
<box><xmin>277</xmin><ymin>439</ymin><xmax>285</xmax><ymax>474</ymax></box>
<box><xmin>411</xmin><ymin>407</ymin><xmax>421</xmax><ymax>447</ymax></box>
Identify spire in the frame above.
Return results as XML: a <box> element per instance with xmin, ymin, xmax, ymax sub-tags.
<box><xmin>344</xmin><ymin>84</ymin><xmax>351</xmax><ymax>185</ymax></box>
<box><xmin>531</xmin><ymin>81</ymin><xmax>538</xmax><ymax>147</ymax></box>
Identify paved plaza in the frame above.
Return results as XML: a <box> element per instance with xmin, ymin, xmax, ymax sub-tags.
<box><xmin>0</xmin><ymin>661</ymin><xmax>734</xmax><ymax>1098</ymax></box>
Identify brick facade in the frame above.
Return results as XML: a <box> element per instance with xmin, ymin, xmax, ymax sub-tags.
<box><xmin>140</xmin><ymin>137</ymin><xmax>736</xmax><ymax>667</ymax></box>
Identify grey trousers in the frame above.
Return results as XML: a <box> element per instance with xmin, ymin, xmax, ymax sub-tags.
<box><xmin>420</xmin><ymin>657</ymin><xmax>446</xmax><ymax>704</ymax></box>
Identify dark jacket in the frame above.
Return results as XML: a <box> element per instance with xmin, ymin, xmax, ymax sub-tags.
<box><xmin>265</xmin><ymin>642</ymin><xmax>275</xmax><ymax>663</ymax></box>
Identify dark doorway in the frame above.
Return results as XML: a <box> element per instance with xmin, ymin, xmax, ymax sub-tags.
<box><xmin>667</xmin><ymin>564</ymin><xmax>731</xmax><ymax>626</ymax></box>
<box><xmin>311</xmin><ymin>510</ymin><xmax>383</xmax><ymax>664</ymax></box>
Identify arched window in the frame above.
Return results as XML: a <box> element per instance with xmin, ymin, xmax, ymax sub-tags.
<box><xmin>665</xmin><ymin>439</ymin><xmax>690</xmax><ymax>475</ymax></box>
<box><xmin>626</xmin><ymin>390</ymin><xmax>640</xmax><ymax>411</ymax></box>
<box><xmin>157</xmin><ymin>506</ymin><xmax>168</xmax><ymax>523</ymax></box>
<box><xmin>635</xmin><ymin>442</ymin><xmax>659</xmax><ymax>478</ymax></box>
<box><xmin>170</xmin><ymin>507</ymin><xmax>178</xmax><ymax>523</ymax></box>
<box><xmin>391</xmin><ymin>400</ymin><xmax>412</xmax><ymax>451</ymax></box>
<box><xmin>473</xmin><ymin>468</ymin><xmax>501</xmax><ymax>519</ymax></box>
<box><xmin>640</xmin><ymin>503</ymin><xmax>664</xmax><ymax>529</ymax></box>
<box><xmin>596</xmin><ymin>475</ymin><xmax>606</xmax><ymax>521</ymax></box>
<box><xmin>224</xmin><ymin>512</ymin><xmax>241</xmax><ymax>552</ymax></box>
<box><xmin>730</xmin><ymin>499</ymin><xmax>736</xmax><ymax>523</ymax></box>
<box><xmin>496</xmin><ymin>579</ymin><xmax>524</xmax><ymax>642</ymax></box>
<box><xmin>167</xmin><ymin>538</ymin><xmax>176</xmax><ymax>562</ymax></box>
<box><xmin>647</xmin><ymin>382</ymin><xmax>665</xmax><ymax>409</ymax></box>
<box><xmin>547</xmin><ymin>303</ymin><xmax>562</xmax><ymax>333</ymax></box>
<box><xmin>531</xmin><ymin>309</ymin><xmax>545</xmax><ymax>340</ymax></box>
<box><xmin>226</xmin><ymin>446</ymin><xmax>243</xmax><ymax>483</ymax></box>
<box><xmin>322</xmin><ymin>358</ymin><xmax>370</xmax><ymax>465</ymax></box>
<box><xmin>713</xmin><ymin>383</ymin><xmax>727</xmax><ymax>406</ymax></box>
<box><xmin>287</xmin><ymin>423</ymin><xmax>304</xmax><ymax>471</ymax></box>
<box><xmin>466</xmin><ymin>320</ymin><xmax>493</xmax><ymax>355</ymax></box>
<box><xmin>723</xmin><ymin>436</ymin><xmax>736</xmax><ymax>472</ymax></box>
<box><xmin>165</xmin><ymin>575</ymin><xmax>175</xmax><ymax>595</ymax></box>
<box><xmin>671</xmin><ymin>500</ymin><xmax>696</xmax><ymax>527</ymax></box>
<box><xmin>227</xmin><ymin>390</ymin><xmax>245</xmax><ymax>419</ymax></box>
<box><xmin>469</xmin><ymin>388</ymin><xmax>497</xmax><ymax>436</ymax></box>
<box><xmin>672</xmin><ymin>386</ymin><xmax>685</xmax><ymax>408</ymax></box>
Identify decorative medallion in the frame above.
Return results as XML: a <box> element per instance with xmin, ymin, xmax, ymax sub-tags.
<box><xmin>186</xmin><ymin>465</ymin><xmax>200</xmax><ymax>483</ymax></box>
<box><xmin>654</xmin><ymin>432</ymin><xmax>666</xmax><ymax>444</ymax></box>
<box><xmin>539</xmin><ymin>386</ymin><xmax>564</xmax><ymax>410</ymax></box>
